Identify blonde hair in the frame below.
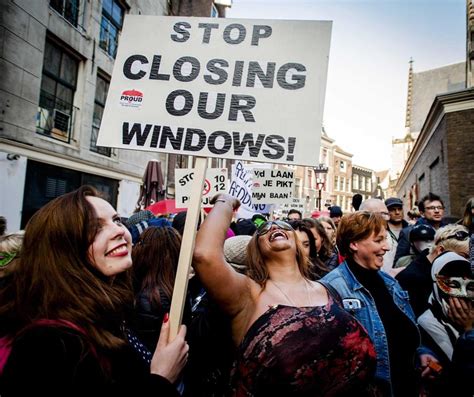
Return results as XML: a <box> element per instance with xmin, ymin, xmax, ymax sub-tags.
<box><xmin>431</xmin><ymin>224</ymin><xmax>469</xmax><ymax>254</ymax></box>
<box><xmin>0</xmin><ymin>232</ymin><xmax>24</xmax><ymax>277</ymax></box>
<box><xmin>0</xmin><ymin>231</ymin><xmax>24</xmax><ymax>255</ymax></box>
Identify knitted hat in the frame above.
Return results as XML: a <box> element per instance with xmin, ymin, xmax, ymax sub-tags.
<box><xmin>224</xmin><ymin>235</ymin><xmax>251</xmax><ymax>272</ymax></box>
<box><xmin>124</xmin><ymin>210</ymin><xmax>154</xmax><ymax>228</ymax></box>
<box><xmin>128</xmin><ymin>217</ymin><xmax>171</xmax><ymax>244</ymax></box>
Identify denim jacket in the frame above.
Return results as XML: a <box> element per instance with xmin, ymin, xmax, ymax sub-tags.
<box><xmin>321</xmin><ymin>262</ymin><xmax>424</xmax><ymax>394</ymax></box>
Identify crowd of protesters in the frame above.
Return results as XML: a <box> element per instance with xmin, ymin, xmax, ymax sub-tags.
<box><xmin>0</xmin><ymin>186</ymin><xmax>473</xmax><ymax>396</ymax></box>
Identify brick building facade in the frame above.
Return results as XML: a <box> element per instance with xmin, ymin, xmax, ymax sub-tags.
<box><xmin>395</xmin><ymin>89</ymin><xmax>474</xmax><ymax>219</ymax></box>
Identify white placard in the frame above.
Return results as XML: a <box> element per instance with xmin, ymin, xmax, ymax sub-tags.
<box><xmin>280</xmin><ymin>197</ymin><xmax>305</xmax><ymax>215</ymax></box>
<box><xmin>229</xmin><ymin>161</ymin><xmax>271</xmax><ymax>218</ymax></box>
<box><xmin>175</xmin><ymin>168</ymin><xmax>227</xmax><ymax>207</ymax></box>
<box><xmin>251</xmin><ymin>168</ymin><xmax>294</xmax><ymax>204</ymax></box>
<box><xmin>97</xmin><ymin>16</ymin><xmax>331</xmax><ymax>166</ymax></box>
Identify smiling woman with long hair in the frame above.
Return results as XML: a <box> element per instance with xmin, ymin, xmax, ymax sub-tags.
<box><xmin>193</xmin><ymin>194</ymin><xmax>377</xmax><ymax>396</ymax></box>
<box><xmin>0</xmin><ymin>186</ymin><xmax>187</xmax><ymax>396</ymax></box>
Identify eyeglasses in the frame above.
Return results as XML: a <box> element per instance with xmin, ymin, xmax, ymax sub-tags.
<box><xmin>257</xmin><ymin>220</ymin><xmax>293</xmax><ymax>236</ymax></box>
<box><xmin>425</xmin><ymin>206</ymin><xmax>445</xmax><ymax>211</ymax></box>
<box><xmin>440</xmin><ymin>230</ymin><xmax>470</xmax><ymax>242</ymax></box>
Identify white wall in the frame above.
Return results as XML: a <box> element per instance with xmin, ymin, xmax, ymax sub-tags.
<box><xmin>117</xmin><ymin>179</ymin><xmax>141</xmax><ymax>218</ymax></box>
<box><xmin>0</xmin><ymin>152</ymin><xmax>27</xmax><ymax>232</ymax></box>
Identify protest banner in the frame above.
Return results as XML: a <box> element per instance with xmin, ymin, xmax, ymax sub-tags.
<box><xmin>251</xmin><ymin>168</ymin><xmax>294</xmax><ymax>204</ymax></box>
<box><xmin>279</xmin><ymin>197</ymin><xmax>306</xmax><ymax>217</ymax></box>
<box><xmin>175</xmin><ymin>168</ymin><xmax>227</xmax><ymax>207</ymax></box>
<box><xmin>97</xmin><ymin>16</ymin><xmax>331</xmax><ymax>167</ymax></box>
<box><xmin>96</xmin><ymin>15</ymin><xmax>331</xmax><ymax>337</ymax></box>
<box><xmin>230</xmin><ymin>161</ymin><xmax>271</xmax><ymax>218</ymax></box>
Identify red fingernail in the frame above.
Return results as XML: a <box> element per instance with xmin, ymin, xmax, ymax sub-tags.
<box><xmin>163</xmin><ymin>313</ymin><xmax>169</xmax><ymax>323</ymax></box>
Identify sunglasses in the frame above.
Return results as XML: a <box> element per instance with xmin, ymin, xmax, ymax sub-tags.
<box><xmin>257</xmin><ymin>221</ymin><xmax>293</xmax><ymax>236</ymax></box>
<box><xmin>438</xmin><ymin>230</ymin><xmax>470</xmax><ymax>243</ymax></box>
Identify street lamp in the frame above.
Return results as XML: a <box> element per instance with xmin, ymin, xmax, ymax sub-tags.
<box><xmin>313</xmin><ymin>164</ymin><xmax>329</xmax><ymax>211</ymax></box>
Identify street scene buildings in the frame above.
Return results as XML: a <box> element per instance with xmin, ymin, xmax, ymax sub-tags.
<box><xmin>1</xmin><ymin>0</ymin><xmax>473</xmax><ymax>228</ymax></box>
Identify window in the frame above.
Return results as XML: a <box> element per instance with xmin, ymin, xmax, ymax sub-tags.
<box><xmin>50</xmin><ymin>0</ymin><xmax>80</xmax><ymax>27</ymax></box>
<box><xmin>340</xmin><ymin>160</ymin><xmax>346</xmax><ymax>172</ymax></box>
<box><xmin>36</xmin><ymin>39</ymin><xmax>79</xmax><ymax>143</ymax></box>
<box><xmin>334</xmin><ymin>175</ymin><xmax>339</xmax><ymax>191</ymax></box>
<box><xmin>307</xmin><ymin>169</ymin><xmax>313</xmax><ymax>188</ymax></box>
<box><xmin>340</xmin><ymin>176</ymin><xmax>345</xmax><ymax>192</ymax></box>
<box><xmin>352</xmin><ymin>174</ymin><xmax>358</xmax><ymax>190</ymax></box>
<box><xmin>366</xmin><ymin>178</ymin><xmax>371</xmax><ymax>192</ymax></box>
<box><xmin>99</xmin><ymin>0</ymin><xmax>124</xmax><ymax>58</ymax></box>
<box><xmin>346</xmin><ymin>178</ymin><xmax>351</xmax><ymax>192</ymax></box>
<box><xmin>90</xmin><ymin>74</ymin><xmax>112</xmax><ymax>156</ymax></box>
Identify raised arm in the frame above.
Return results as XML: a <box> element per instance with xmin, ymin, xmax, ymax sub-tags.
<box><xmin>193</xmin><ymin>194</ymin><xmax>254</xmax><ymax>318</ymax></box>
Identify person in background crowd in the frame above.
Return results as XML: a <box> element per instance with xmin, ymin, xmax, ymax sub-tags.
<box><xmin>397</xmin><ymin>224</ymin><xmax>470</xmax><ymax>318</ymax></box>
<box><xmin>359</xmin><ymin>198</ymin><xmax>390</xmax><ymax>221</ymax></box>
<box><xmin>287</xmin><ymin>209</ymin><xmax>302</xmax><ymax>221</ymax></box>
<box><xmin>394</xmin><ymin>224</ymin><xmax>435</xmax><ymax>269</ymax></box>
<box><xmin>251</xmin><ymin>214</ymin><xmax>267</xmax><ymax>229</ymax></box>
<box><xmin>329</xmin><ymin>205</ymin><xmax>343</xmax><ymax>227</ymax></box>
<box><xmin>352</xmin><ymin>194</ymin><xmax>363</xmax><ymax>211</ymax></box>
<box><xmin>395</xmin><ymin>192</ymin><xmax>446</xmax><ymax>266</ymax></box>
<box><xmin>0</xmin><ymin>232</ymin><xmax>23</xmax><ymax>291</ymax></box>
<box><xmin>458</xmin><ymin>197</ymin><xmax>474</xmax><ymax>235</ymax></box>
<box><xmin>302</xmin><ymin>218</ymin><xmax>335</xmax><ymax>272</ymax></box>
<box><xmin>321</xmin><ymin>211</ymin><xmax>439</xmax><ymax>397</ymax></box>
<box><xmin>0</xmin><ymin>186</ymin><xmax>188</xmax><ymax>396</ymax></box>
<box><xmin>407</xmin><ymin>207</ymin><xmax>422</xmax><ymax>225</ymax></box>
<box><xmin>383</xmin><ymin>198</ymin><xmax>409</xmax><ymax>272</ymax></box>
<box><xmin>127</xmin><ymin>217</ymin><xmax>172</xmax><ymax>245</ymax></box>
<box><xmin>224</xmin><ymin>235</ymin><xmax>252</xmax><ymax>274</ymax></box>
<box><xmin>289</xmin><ymin>220</ymin><xmax>328</xmax><ymax>280</ymax></box>
<box><xmin>124</xmin><ymin>210</ymin><xmax>155</xmax><ymax>229</ymax></box>
<box><xmin>417</xmin><ymin>252</ymin><xmax>474</xmax><ymax>397</ymax></box>
<box><xmin>230</xmin><ymin>218</ymin><xmax>257</xmax><ymax>237</ymax></box>
<box><xmin>0</xmin><ymin>217</ymin><xmax>6</xmax><ymax>237</ymax></box>
<box><xmin>194</xmin><ymin>194</ymin><xmax>377</xmax><ymax>396</ymax></box>
<box><xmin>131</xmin><ymin>226</ymin><xmax>184</xmax><ymax>352</ymax></box>
<box><xmin>317</xmin><ymin>216</ymin><xmax>337</xmax><ymax>249</ymax></box>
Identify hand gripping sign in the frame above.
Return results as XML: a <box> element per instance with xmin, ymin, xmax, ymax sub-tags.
<box><xmin>97</xmin><ymin>16</ymin><xmax>331</xmax><ymax>337</ymax></box>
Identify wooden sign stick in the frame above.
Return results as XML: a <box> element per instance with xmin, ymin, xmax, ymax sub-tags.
<box><xmin>169</xmin><ymin>156</ymin><xmax>207</xmax><ymax>339</ymax></box>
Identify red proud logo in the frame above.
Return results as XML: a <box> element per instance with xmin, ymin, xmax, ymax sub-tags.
<box><xmin>120</xmin><ymin>89</ymin><xmax>143</xmax><ymax>108</ymax></box>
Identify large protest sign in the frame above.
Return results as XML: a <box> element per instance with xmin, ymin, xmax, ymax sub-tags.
<box><xmin>97</xmin><ymin>16</ymin><xmax>331</xmax><ymax>166</ymax></box>
<box><xmin>251</xmin><ymin>168</ymin><xmax>294</xmax><ymax>204</ymax></box>
<box><xmin>175</xmin><ymin>168</ymin><xmax>227</xmax><ymax>207</ymax></box>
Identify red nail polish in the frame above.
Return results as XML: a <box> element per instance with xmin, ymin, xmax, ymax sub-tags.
<box><xmin>163</xmin><ymin>313</ymin><xmax>169</xmax><ymax>323</ymax></box>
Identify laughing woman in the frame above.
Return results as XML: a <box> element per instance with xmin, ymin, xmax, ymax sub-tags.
<box><xmin>0</xmin><ymin>186</ymin><xmax>187</xmax><ymax>396</ymax></box>
<box><xmin>321</xmin><ymin>211</ymin><xmax>439</xmax><ymax>397</ymax></box>
<box><xmin>193</xmin><ymin>194</ymin><xmax>377</xmax><ymax>396</ymax></box>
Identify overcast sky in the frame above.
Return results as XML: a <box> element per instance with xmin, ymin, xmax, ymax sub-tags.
<box><xmin>227</xmin><ymin>0</ymin><xmax>466</xmax><ymax>171</ymax></box>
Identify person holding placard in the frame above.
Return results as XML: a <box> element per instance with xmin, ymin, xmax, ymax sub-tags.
<box><xmin>193</xmin><ymin>194</ymin><xmax>377</xmax><ymax>396</ymax></box>
<box><xmin>0</xmin><ymin>186</ymin><xmax>188</xmax><ymax>396</ymax></box>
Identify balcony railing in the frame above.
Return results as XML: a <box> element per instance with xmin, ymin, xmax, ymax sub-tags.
<box><xmin>36</xmin><ymin>90</ymin><xmax>77</xmax><ymax>144</ymax></box>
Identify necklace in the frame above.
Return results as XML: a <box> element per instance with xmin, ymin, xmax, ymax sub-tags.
<box><xmin>270</xmin><ymin>279</ymin><xmax>312</xmax><ymax>307</ymax></box>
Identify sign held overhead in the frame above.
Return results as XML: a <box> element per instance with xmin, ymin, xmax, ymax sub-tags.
<box><xmin>97</xmin><ymin>16</ymin><xmax>332</xmax><ymax>166</ymax></box>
